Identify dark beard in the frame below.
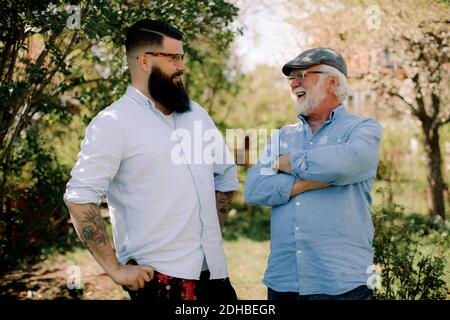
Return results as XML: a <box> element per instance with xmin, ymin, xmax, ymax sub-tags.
<box><xmin>148</xmin><ymin>66</ymin><xmax>191</xmax><ymax>114</ymax></box>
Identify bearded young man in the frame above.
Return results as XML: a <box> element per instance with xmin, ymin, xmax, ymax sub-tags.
<box><xmin>244</xmin><ymin>48</ymin><xmax>382</xmax><ymax>300</ymax></box>
<box><xmin>64</xmin><ymin>19</ymin><xmax>238</xmax><ymax>302</ymax></box>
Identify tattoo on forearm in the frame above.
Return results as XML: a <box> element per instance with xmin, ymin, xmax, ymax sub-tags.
<box><xmin>216</xmin><ymin>191</ymin><xmax>235</xmax><ymax>215</ymax></box>
<box><xmin>81</xmin><ymin>205</ymin><xmax>107</xmax><ymax>247</ymax></box>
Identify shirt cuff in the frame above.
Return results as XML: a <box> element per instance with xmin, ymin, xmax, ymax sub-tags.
<box><xmin>63</xmin><ymin>189</ymin><xmax>101</xmax><ymax>205</ymax></box>
<box><xmin>278</xmin><ymin>174</ymin><xmax>296</xmax><ymax>204</ymax></box>
<box><xmin>289</xmin><ymin>151</ymin><xmax>307</xmax><ymax>178</ymax></box>
<box><xmin>214</xmin><ymin>177</ymin><xmax>239</xmax><ymax>193</ymax></box>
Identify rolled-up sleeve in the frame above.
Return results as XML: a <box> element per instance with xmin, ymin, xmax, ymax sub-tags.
<box><xmin>63</xmin><ymin>112</ymin><xmax>123</xmax><ymax>204</ymax></box>
<box><xmin>244</xmin><ymin>164</ymin><xmax>295</xmax><ymax>207</ymax></box>
<box><xmin>213</xmin><ymin>134</ymin><xmax>239</xmax><ymax>192</ymax></box>
<box><xmin>244</xmin><ymin>132</ymin><xmax>296</xmax><ymax>207</ymax></box>
<box><xmin>289</xmin><ymin>119</ymin><xmax>382</xmax><ymax>186</ymax></box>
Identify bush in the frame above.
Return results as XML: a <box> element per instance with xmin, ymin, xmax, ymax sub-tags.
<box><xmin>0</xmin><ymin>128</ymin><xmax>79</xmax><ymax>274</ymax></box>
<box><xmin>223</xmin><ymin>203</ymin><xmax>271</xmax><ymax>241</ymax></box>
<box><xmin>372</xmin><ymin>191</ymin><xmax>449</xmax><ymax>300</ymax></box>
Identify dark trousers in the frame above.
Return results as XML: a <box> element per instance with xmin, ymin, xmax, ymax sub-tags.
<box><xmin>268</xmin><ymin>285</ymin><xmax>373</xmax><ymax>301</ymax></box>
<box><xmin>124</xmin><ymin>269</ymin><xmax>237</xmax><ymax>303</ymax></box>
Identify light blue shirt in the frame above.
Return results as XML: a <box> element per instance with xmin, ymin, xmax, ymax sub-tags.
<box><xmin>244</xmin><ymin>105</ymin><xmax>382</xmax><ymax>295</ymax></box>
<box><xmin>64</xmin><ymin>86</ymin><xmax>238</xmax><ymax>280</ymax></box>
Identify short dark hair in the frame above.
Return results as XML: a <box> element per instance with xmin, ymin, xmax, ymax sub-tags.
<box><xmin>125</xmin><ymin>19</ymin><xmax>183</xmax><ymax>56</ymax></box>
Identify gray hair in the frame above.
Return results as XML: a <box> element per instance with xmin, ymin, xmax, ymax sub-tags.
<box><xmin>319</xmin><ymin>64</ymin><xmax>349</xmax><ymax>103</ymax></box>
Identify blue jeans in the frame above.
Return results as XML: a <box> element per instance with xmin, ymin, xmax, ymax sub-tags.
<box><xmin>268</xmin><ymin>285</ymin><xmax>373</xmax><ymax>300</ymax></box>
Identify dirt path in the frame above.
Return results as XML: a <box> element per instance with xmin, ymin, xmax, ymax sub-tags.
<box><xmin>0</xmin><ymin>249</ymin><xmax>129</xmax><ymax>300</ymax></box>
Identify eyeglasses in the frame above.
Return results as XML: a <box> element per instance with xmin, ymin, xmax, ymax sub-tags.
<box><xmin>287</xmin><ymin>70</ymin><xmax>325</xmax><ymax>85</ymax></box>
<box><xmin>138</xmin><ymin>52</ymin><xmax>185</xmax><ymax>63</ymax></box>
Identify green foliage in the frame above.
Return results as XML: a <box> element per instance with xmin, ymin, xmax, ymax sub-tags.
<box><xmin>372</xmin><ymin>189</ymin><xmax>449</xmax><ymax>299</ymax></box>
<box><xmin>216</xmin><ymin>65</ymin><xmax>296</xmax><ymax>131</ymax></box>
<box><xmin>223</xmin><ymin>203</ymin><xmax>271</xmax><ymax>242</ymax></box>
<box><xmin>1</xmin><ymin>0</ymin><xmax>240</xmax><ymax>161</ymax></box>
<box><xmin>0</xmin><ymin>127</ymin><xmax>79</xmax><ymax>274</ymax></box>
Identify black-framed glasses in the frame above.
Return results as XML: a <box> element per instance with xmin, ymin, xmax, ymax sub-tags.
<box><xmin>287</xmin><ymin>70</ymin><xmax>325</xmax><ymax>84</ymax></box>
<box><xmin>138</xmin><ymin>51</ymin><xmax>185</xmax><ymax>63</ymax></box>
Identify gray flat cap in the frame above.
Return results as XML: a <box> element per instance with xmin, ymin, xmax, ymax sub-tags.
<box><xmin>282</xmin><ymin>47</ymin><xmax>347</xmax><ymax>77</ymax></box>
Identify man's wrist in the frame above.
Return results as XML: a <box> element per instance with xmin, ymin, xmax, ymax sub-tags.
<box><xmin>277</xmin><ymin>154</ymin><xmax>292</xmax><ymax>173</ymax></box>
<box><xmin>100</xmin><ymin>258</ymin><xmax>122</xmax><ymax>278</ymax></box>
<box><xmin>290</xmin><ymin>179</ymin><xmax>301</xmax><ymax>197</ymax></box>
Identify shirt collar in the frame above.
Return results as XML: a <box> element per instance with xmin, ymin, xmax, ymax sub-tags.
<box><xmin>298</xmin><ymin>103</ymin><xmax>347</xmax><ymax>124</ymax></box>
<box><xmin>126</xmin><ymin>86</ymin><xmax>157</xmax><ymax>109</ymax></box>
<box><xmin>126</xmin><ymin>86</ymin><xmax>178</xmax><ymax>129</ymax></box>
<box><xmin>330</xmin><ymin>104</ymin><xmax>346</xmax><ymax>121</ymax></box>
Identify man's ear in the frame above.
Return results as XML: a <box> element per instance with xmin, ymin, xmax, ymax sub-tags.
<box><xmin>327</xmin><ymin>76</ymin><xmax>339</xmax><ymax>94</ymax></box>
<box><xmin>137</xmin><ymin>53</ymin><xmax>152</xmax><ymax>73</ymax></box>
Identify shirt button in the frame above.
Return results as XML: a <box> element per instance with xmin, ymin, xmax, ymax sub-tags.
<box><xmin>338</xmin><ymin>139</ymin><xmax>342</xmax><ymax>143</ymax></box>
<box><xmin>295</xmin><ymin>201</ymin><xmax>301</xmax><ymax>206</ymax></box>
<box><xmin>297</xmin><ymin>250</ymin><xmax>302</xmax><ymax>255</ymax></box>
<box><xmin>295</xmin><ymin>226</ymin><xmax>300</xmax><ymax>231</ymax></box>
<box><xmin>309</xmin><ymin>141</ymin><xmax>313</xmax><ymax>145</ymax></box>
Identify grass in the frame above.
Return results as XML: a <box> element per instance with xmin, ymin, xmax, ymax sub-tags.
<box><xmin>2</xmin><ymin>236</ymin><xmax>448</xmax><ymax>299</ymax></box>
<box><xmin>0</xmin><ymin>238</ymin><xmax>271</xmax><ymax>300</ymax></box>
<box><xmin>60</xmin><ymin>239</ymin><xmax>273</xmax><ymax>300</ymax></box>
<box><xmin>224</xmin><ymin>238</ymin><xmax>270</xmax><ymax>300</ymax></box>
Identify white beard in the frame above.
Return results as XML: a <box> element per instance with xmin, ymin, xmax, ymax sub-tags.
<box><xmin>296</xmin><ymin>78</ymin><xmax>326</xmax><ymax>116</ymax></box>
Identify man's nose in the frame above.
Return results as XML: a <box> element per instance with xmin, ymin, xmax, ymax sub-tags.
<box><xmin>177</xmin><ymin>60</ymin><xmax>187</xmax><ymax>72</ymax></box>
<box><xmin>290</xmin><ymin>78</ymin><xmax>301</xmax><ymax>89</ymax></box>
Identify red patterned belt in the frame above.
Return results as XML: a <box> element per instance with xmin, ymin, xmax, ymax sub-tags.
<box><xmin>156</xmin><ymin>272</ymin><xmax>197</xmax><ymax>301</ymax></box>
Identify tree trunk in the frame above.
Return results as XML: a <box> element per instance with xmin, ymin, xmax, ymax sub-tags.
<box><xmin>421</xmin><ymin>124</ymin><xmax>446</xmax><ymax>220</ymax></box>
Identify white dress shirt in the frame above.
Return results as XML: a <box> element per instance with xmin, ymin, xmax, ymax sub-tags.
<box><xmin>64</xmin><ymin>86</ymin><xmax>239</xmax><ymax>280</ymax></box>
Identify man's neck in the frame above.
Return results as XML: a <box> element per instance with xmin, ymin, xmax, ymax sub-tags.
<box><xmin>307</xmin><ymin>118</ymin><xmax>327</xmax><ymax>134</ymax></box>
<box><xmin>131</xmin><ymin>83</ymin><xmax>172</xmax><ymax>115</ymax></box>
<box><xmin>132</xmin><ymin>82</ymin><xmax>151</xmax><ymax>99</ymax></box>
<box><xmin>305</xmin><ymin>102</ymin><xmax>341</xmax><ymax>133</ymax></box>
<box><xmin>154</xmin><ymin>101</ymin><xmax>172</xmax><ymax>115</ymax></box>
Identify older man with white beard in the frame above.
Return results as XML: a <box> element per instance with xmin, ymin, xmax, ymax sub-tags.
<box><xmin>245</xmin><ymin>48</ymin><xmax>382</xmax><ymax>300</ymax></box>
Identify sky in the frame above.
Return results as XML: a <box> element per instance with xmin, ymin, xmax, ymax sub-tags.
<box><xmin>233</xmin><ymin>0</ymin><xmax>308</xmax><ymax>73</ymax></box>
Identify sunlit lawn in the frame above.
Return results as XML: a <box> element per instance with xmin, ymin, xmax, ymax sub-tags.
<box><xmin>3</xmin><ymin>237</ymin><xmax>448</xmax><ymax>299</ymax></box>
<box><xmin>224</xmin><ymin>239</ymin><xmax>270</xmax><ymax>300</ymax></box>
<box><xmin>29</xmin><ymin>238</ymin><xmax>272</xmax><ymax>300</ymax></box>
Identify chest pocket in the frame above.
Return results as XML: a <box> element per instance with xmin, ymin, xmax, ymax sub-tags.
<box><xmin>316</xmin><ymin>118</ymin><xmax>367</xmax><ymax>147</ymax></box>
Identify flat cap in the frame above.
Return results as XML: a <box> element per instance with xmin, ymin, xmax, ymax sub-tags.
<box><xmin>282</xmin><ymin>47</ymin><xmax>347</xmax><ymax>77</ymax></box>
